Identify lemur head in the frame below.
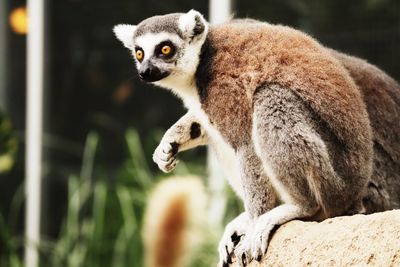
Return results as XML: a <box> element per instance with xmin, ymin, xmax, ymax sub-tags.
<box><xmin>114</xmin><ymin>10</ymin><xmax>208</xmax><ymax>90</ymax></box>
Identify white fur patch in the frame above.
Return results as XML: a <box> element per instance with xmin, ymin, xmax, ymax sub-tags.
<box><xmin>211</xmin><ymin>137</ymin><xmax>243</xmax><ymax>199</ymax></box>
<box><xmin>178</xmin><ymin>10</ymin><xmax>200</xmax><ymax>35</ymax></box>
<box><xmin>178</xmin><ymin>10</ymin><xmax>209</xmax><ymax>40</ymax></box>
<box><xmin>113</xmin><ymin>24</ymin><xmax>137</xmax><ymax>49</ymax></box>
<box><xmin>186</xmin><ymin>96</ymin><xmax>244</xmax><ymax>199</ymax></box>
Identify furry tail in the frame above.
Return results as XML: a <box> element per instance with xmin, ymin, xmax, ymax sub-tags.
<box><xmin>142</xmin><ymin>176</ymin><xmax>207</xmax><ymax>267</ymax></box>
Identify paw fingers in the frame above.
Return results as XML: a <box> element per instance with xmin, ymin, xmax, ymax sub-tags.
<box><xmin>225</xmin><ymin>245</ymin><xmax>233</xmax><ymax>264</ymax></box>
<box><xmin>234</xmin><ymin>244</ymin><xmax>248</xmax><ymax>267</ymax></box>
<box><xmin>260</xmin><ymin>239</ymin><xmax>269</xmax><ymax>256</ymax></box>
<box><xmin>153</xmin><ymin>142</ymin><xmax>180</xmax><ymax>172</ymax></box>
<box><xmin>163</xmin><ymin>158</ymin><xmax>178</xmax><ymax>173</ymax></box>
<box><xmin>218</xmin><ymin>234</ymin><xmax>240</xmax><ymax>266</ymax></box>
<box><xmin>161</xmin><ymin>142</ymin><xmax>172</xmax><ymax>155</ymax></box>
<box><xmin>241</xmin><ymin>252</ymin><xmax>250</xmax><ymax>267</ymax></box>
<box><xmin>154</xmin><ymin>156</ymin><xmax>178</xmax><ymax>173</ymax></box>
<box><xmin>252</xmin><ymin>243</ymin><xmax>263</xmax><ymax>263</ymax></box>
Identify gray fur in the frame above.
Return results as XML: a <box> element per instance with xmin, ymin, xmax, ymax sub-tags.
<box><xmin>134</xmin><ymin>13</ymin><xmax>183</xmax><ymax>38</ymax></box>
<box><xmin>252</xmin><ymin>84</ymin><xmax>361</xmax><ymax>218</ymax></box>
<box><xmin>364</xmin><ymin>143</ymin><xmax>400</xmax><ymax>212</ymax></box>
<box><xmin>237</xmin><ymin>144</ymin><xmax>277</xmax><ymax>218</ymax></box>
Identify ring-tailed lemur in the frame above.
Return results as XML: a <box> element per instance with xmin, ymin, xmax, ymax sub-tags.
<box><xmin>114</xmin><ymin>10</ymin><xmax>400</xmax><ymax>266</ymax></box>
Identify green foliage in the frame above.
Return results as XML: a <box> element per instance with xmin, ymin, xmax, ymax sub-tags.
<box><xmin>0</xmin><ymin>129</ymin><xmax>233</xmax><ymax>267</ymax></box>
<box><xmin>40</xmin><ymin>130</ymin><xmax>156</xmax><ymax>267</ymax></box>
<box><xmin>0</xmin><ymin>204</ymin><xmax>23</xmax><ymax>267</ymax></box>
<box><xmin>0</xmin><ymin>110</ymin><xmax>17</xmax><ymax>173</ymax></box>
<box><xmin>0</xmin><ymin>111</ymin><xmax>21</xmax><ymax>267</ymax></box>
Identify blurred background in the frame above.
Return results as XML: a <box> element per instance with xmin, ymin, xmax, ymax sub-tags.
<box><xmin>0</xmin><ymin>0</ymin><xmax>399</xmax><ymax>266</ymax></box>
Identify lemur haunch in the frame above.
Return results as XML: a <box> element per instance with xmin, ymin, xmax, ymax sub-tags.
<box><xmin>114</xmin><ymin>10</ymin><xmax>400</xmax><ymax>266</ymax></box>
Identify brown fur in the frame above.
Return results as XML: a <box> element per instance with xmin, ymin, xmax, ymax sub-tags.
<box><xmin>331</xmin><ymin>50</ymin><xmax>400</xmax><ymax>163</ymax></box>
<box><xmin>154</xmin><ymin>194</ymin><xmax>187</xmax><ymax>267</ymax></box>
<box><xmin>204</xmin><ymin>23</ymin><xmax>372</xmax><ymax>158</ymax></box>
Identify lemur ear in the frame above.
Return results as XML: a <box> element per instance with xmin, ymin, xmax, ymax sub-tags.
<box><xmin>113</xmin><ymin>24</ymin><xmax>137</xmax><ymax>49</ymax></box>
<box><xmin>178</xmin><ymin>9</ymin><xmax>208</xmax><ymax>40</ymax></box>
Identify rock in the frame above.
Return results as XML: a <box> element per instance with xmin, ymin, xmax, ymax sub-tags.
<box><xmin>230</xmin><ymin>210</ymin><xmax>400</xmax><ymax>267</ymax></box>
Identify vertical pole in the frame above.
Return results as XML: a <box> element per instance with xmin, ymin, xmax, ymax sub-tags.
<box><xmin>0</xmin><ymin>0</ymin><xmax>8</xmax><ymax>110</ymax></box>
<box><xmin>207</xmin><ymin>0</ymin><xmax>232</xmax><ymax>227</ymax></box>
<box><xmin>25</xmin><ymin>0</ymin><xmax>44</xmax><ymax>266</ymax></box>
<box><xmin>209</xmin><ymin>0</ymin><xmax>232</xmax><ymax>25</ymax></box>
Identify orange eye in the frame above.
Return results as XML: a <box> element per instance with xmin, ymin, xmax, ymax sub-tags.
<box><xmin>161</xmin><ymin>45</ymin><xmax>171</xmax><ymax>55</ymax></box>
<box><xmin>136</xmin><ymin>50</ymin><xmax>144</xmax><ymax>61</ymax></box>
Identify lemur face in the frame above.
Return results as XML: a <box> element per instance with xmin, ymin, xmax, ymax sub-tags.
<box><xmin>114</xmin><ymin>10</ymin><xmax>208</xmax><ymax>87</ymax></box>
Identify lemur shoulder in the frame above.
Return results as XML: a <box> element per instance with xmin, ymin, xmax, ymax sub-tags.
<box><xmin>114</xmin><ymin>10</ymin><xmax>400</xmax><ymax>266</ymax></box>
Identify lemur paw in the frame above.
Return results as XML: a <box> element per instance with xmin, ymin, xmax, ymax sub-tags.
<box><xmin>153</xmin><ymin>141</ymin><xmax>179</xmax><ymax>173</ymax></box>
<box><xmin>218</xmin><ymin>213</ymin><xmax>250</xmax><ymax>267</ymax></box>
<box><xmin>234</xmin><ymin>214</ymin><xmax>276</xmax><ymax>266</ymax></box>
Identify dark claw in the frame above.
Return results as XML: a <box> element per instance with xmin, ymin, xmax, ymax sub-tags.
<box><xmin>222</xmin><ymin>261</ymin><xmax>229</xmax><ymax>267</ymax></box>
<box><xmin>225</xmin><ymin>246</ymin><xmax>232</xmax><ymax>264</ymax></box>
<box><xmin>241</xmin><ymin>253</ymin><xmax>247</xmax><ymax>266</ymax></box>
<box><xmin>256</xmin><ymin>254</ymin><xmax>262</xmax><ymax>262</ymax></box>
<box><xmin>170</xmin><ymin>142</ymin><xmax>179</xmax><ymax>156</ymax></box>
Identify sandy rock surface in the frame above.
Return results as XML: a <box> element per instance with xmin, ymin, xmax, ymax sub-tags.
<box><xmin>228</xmin><ymin>210</ymin><xmax>400</xmax><ymax>267</ymax></box>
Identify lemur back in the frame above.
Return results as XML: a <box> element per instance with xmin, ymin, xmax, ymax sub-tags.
<box><xmin>331</xmin><ymin>50</ymin><xmax>400</xmax><ymax>211</ymax></box>
<box><xmin>199</xmin><ymin>23</ymin><xmax>372</xmax><ymax>153</ymax></box>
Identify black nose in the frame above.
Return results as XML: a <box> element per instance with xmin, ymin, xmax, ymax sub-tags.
<box><xmin>138</xmin><ymin>65</ymin><xmax>169</xmax><ymax>82</ymax></box>
<box><xmin>139</xmin><ymin>68</ymin><xmax>151</xmax><ymax>80</ymax></box>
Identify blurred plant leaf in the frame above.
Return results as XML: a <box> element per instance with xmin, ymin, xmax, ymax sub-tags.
<box><xmin>0</xmin><ymin>110</ymin><xmax>17</xmax><ymax>173</ymax></box>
